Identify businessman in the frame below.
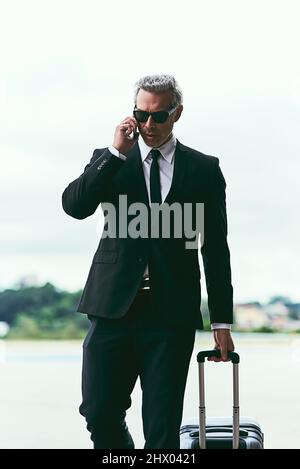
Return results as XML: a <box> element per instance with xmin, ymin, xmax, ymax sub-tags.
<box><xmin>62</xmin><ymin>74</ymin><xmax>235</xmax><ymax>449</ymax></box>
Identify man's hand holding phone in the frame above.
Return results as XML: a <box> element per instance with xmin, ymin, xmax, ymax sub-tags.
<box><xmin>113</xmin><ymin>116</ymin><xmax>139</xmax><ymax>156</ymax></box>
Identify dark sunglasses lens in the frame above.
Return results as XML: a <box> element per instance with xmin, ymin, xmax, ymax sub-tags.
<box><xmin>134</xmin><ymin>110</ymin><xmax>148</xmax><ymax>122</ymax></box>
<box><xmin>152</xmin><ymin>111</ymin><xmax>169</xmax><ymax>123</ymax></box>
<box><xmin>133</xmin><ymin>110</ymin><xmax>169</xmax><ymax>123</ymax></box>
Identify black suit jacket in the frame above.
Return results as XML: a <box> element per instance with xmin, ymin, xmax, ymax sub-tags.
<box><xmin>62</xmin><ymin>138</ymin><xmax>233</xmax><ymax>329</ymax></box>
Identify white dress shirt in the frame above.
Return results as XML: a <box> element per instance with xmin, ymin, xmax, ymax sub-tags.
<box><xmin>108</xmin><ymin>135</ymin><xmax>231</xmax><ymax>331</ymax></box>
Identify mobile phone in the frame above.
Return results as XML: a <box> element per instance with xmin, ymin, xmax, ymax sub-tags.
<box><xmin>132</xmin><ymin>130</ymin><xmax>139</xmax><ymax>140</ymax></box>
<box><xmin>131</xmin><ymin>114</ymin><xmax>139</xmax><ymax>140</ymax></box>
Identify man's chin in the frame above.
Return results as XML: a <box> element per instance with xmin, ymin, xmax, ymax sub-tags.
<box><xmin>142</xmin><ymin>134</ymin><xmax>161</xmax><ymax>147</ymax></box>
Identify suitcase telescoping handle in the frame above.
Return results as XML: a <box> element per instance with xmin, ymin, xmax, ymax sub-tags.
<box><xmin>197</xmin><ymin>350</ymin><xmax>240</xmax><ymax>450</ymax></box>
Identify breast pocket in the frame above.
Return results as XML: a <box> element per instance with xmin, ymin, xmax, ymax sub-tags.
<box><xmin>93</xmin><ymin>250</ymin><xmax>118</xmax><ymax>263</ymax></box>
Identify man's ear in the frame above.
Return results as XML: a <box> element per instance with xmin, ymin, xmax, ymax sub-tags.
<box><xmin>173</xmin><ymin>105</ymin><xmax>183</xmax><ymax>123</ymax></box>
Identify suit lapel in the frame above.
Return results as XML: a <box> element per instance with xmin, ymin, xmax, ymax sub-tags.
<box><xmin>164</xmin><ymin>139</ymin><xmax>188</xmax><ymax>205</ymax></box>
<box><xmin>113</xmin><ymin>138</ymin><xmax>188</xmax><ymax>206</ymax></box>
<box><xmin>113</xmin><ymin>141</ymin><xmax>150</xmax><ymax>207</ymax></box>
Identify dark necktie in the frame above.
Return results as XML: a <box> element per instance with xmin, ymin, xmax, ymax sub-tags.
<box><xmin>150</xmin><ymin>149</ymin><xmax>162</xmax><ymax>204</ymax></box>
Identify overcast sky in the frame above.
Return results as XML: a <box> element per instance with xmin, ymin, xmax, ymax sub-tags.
<box><xmin>1</xmin><ymin>0</ymin><xmax>299</xmax><ymax>303</ymax></box>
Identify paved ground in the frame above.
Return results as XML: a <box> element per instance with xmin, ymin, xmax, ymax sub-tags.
<box><xmin>0</xmin><ymin>333</ymin><xmax>299</xmax><ymax>448</ymax></box>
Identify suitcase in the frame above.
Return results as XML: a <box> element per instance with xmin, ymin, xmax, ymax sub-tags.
<box><xmin>180</xmin><ymin>350</ymin><xmax>264</xmax><ymax>449</ymax></box>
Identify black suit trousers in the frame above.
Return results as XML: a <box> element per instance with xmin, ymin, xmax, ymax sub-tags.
<box><xmin>79</xmin><ymin>289</ymin><xmax>196</xmax><ymax>449</ymax></box>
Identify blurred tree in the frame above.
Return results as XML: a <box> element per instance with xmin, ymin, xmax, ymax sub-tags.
<box><xmin>0</xmin><ymin>282</ymin><xmax>89</xmax><ymax>339</ymax></box>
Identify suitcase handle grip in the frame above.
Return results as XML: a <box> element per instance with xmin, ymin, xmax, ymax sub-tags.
<box><xmin>189</xmin><ymin>428</ymin><xmax>248</xmax><ymax>437</ymax></box>
<box><xmin>197</xmin><ymin>349</ymin><xmax>240</xmax><ymax>449</ymax></box>
<box><xmin>197</xmin><ymin>349</ymin><xmax>240</xmax><ymax>364</ymax></box>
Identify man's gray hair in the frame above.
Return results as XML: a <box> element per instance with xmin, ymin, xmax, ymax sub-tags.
<box><xmin>134</xmin><ymin>74</ymin><xmax>183</xmax><ymax>109</ymax></box>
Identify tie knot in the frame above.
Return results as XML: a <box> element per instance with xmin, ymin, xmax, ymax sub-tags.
<box><xmin>151</xmin><ymin>149</ymin><xmax>161</xmax><ymax>161</ymax></box>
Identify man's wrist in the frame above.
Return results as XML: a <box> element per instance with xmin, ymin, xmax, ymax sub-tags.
<box><xmin>211</xmin><ymin>323</ymin><xmax>232</xmax><ymax>330</ymax></box>
<box><xmin>109</xmin><ymin>145</ymin><xmax>127</xmax><ymax>161</ymax></box>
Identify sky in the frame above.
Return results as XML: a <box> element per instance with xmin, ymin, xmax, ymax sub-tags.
<box><xmin>1</xmin><ymin>0</ymin><xmax>299</xmax><ymax>303</ymax></box>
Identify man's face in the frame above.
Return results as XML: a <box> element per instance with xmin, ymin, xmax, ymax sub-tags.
<box><xmin>135</xmin><ymin>89</ymin><xmax>183</xmax><ymax>148</ymax></box>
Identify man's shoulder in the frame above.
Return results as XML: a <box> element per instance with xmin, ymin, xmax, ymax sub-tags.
<box><xmin>177</xmin><ymin>140</ymin><xmax>219</xmax><ymax>168</ymax></box>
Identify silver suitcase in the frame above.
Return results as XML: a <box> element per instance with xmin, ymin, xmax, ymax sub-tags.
<box><xmin>180</xmin><ymin>350</ymin><xmax>264</xmax><ymax>449</ymax></box>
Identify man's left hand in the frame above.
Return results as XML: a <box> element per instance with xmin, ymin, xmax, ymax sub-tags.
<box><xmin>208</xmin><ymin>329</ymin><xmax>235</xmax><ymax>362</ymax></box>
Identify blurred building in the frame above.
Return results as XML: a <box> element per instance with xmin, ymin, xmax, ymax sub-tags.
<box><xmin>234</xmin><ymin>303</ymin><xmax>269</xmax><ymax>330</ymax></box>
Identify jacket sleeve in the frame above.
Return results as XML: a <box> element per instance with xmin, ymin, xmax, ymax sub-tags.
<box><xmin>200</xmin><ymin>158</ymin><xmax>234</xmax><ymax>324</ymax></box>
<box><xmin>62</xmin><ymin>148</ymin><xmax>124</xmax><ymax>220</ymax></box>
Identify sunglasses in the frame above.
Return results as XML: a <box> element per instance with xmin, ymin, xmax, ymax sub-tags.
<box><xmin>133</xmin><ymin>106</ymin><xmax>177</xmax><ymax>124</ymax></box>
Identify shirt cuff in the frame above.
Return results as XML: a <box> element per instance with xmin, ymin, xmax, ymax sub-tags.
<box><xmin>211</xmin><ymin>323</ymin><xmax>232</xmax><ymax>330</ymax></box>
<box><xmin>108</xmin><ymin>145</ymin><xmax>127</xmax><ymax>161</ymax></box>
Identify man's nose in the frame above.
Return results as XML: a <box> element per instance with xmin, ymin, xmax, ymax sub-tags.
<box><xmin>144</xmin><ymin>115</ymin><xmax>156</xmax><ymax>128</ymax></box>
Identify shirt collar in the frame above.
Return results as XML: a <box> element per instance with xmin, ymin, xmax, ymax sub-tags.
<box><xmin>138</xmin><ymin>133</ymin><xmax>176</xmax><ymax>164</ymax></box>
